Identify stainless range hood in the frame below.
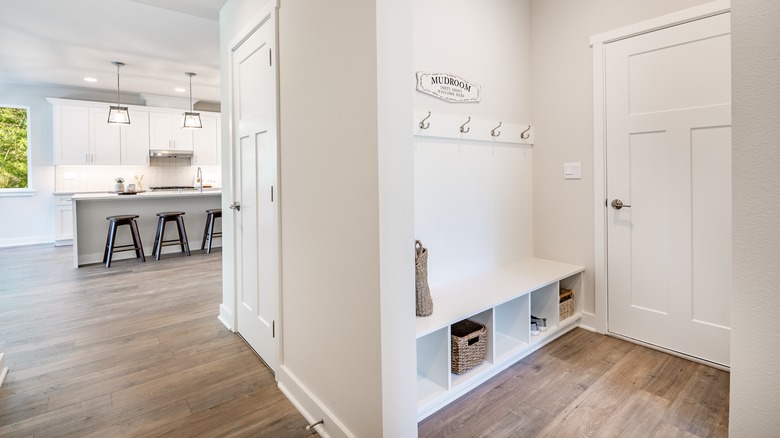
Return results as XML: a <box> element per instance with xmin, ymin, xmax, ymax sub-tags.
<box><xmin>149</xmin><ymin>149</ymin><xmax>194</xmax><ymax>158</ymax></box>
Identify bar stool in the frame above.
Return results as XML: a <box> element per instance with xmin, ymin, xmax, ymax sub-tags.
<box><xmin>103</xmin><ymin>215</ymin><xmax>146</xmax><ymax>268</ymax></box>
<box><xmin>201</xmin><ymin>208</ymin><xmax>222</xmax><ymax>254</ymax></box>
<box><xmin>152</xmin><ymin>212</ymin><xmax>191</xmax><ymax>260</ymax></box>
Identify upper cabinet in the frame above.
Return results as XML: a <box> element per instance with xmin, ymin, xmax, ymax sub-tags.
<box><xmin>121</xmin><ymin>111</ymin><xmax>150</xmax><ymax>166</ymax></box>
<box><xmin>193</xmin><ymin>113</ymin><xmax>220</xmax><ymax>166</ymax></box>
<box><xmin>149</xmin><ymin>111</ymin><xmax>193</xmax><ymax>151</ymax></box>
<box><xmin>53</xmin><ymin>105</ymin><xmax>90</xmax><ymax>164</ymax></box>
<box><xmin>50</xmin><ymin>98</ymin><xmax>219</xmax><ymax>166</ymax></box>
<box><xmin>88</xmin><ymin>108</ymin><xmax>122</xmax><ymax>165</ymax></box>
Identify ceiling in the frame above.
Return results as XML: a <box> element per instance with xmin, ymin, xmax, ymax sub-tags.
<box><xmin>0</xmin><ymin>0</ymin><xmax>227</xmax><ymax>104</ymax></box>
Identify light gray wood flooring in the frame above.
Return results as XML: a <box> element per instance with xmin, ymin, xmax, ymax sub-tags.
<box><xmin>0</xmin><ymin>244</ymin><xmax>314</xmax><ymax>437</ymax></box>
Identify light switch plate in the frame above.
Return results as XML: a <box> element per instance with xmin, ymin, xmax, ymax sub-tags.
<box><xmin>563</xmin><ymin>162</ymin><xmax>582</xmax><ymax>179</ymax></box>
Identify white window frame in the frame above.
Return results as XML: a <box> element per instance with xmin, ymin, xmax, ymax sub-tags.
<box><xmin>0</xmin><ymin>104</ymin><xmax>34</xmax><ymax>197</ymax></box>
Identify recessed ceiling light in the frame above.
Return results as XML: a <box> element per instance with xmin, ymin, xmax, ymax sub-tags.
<box><xmin>84</xmin><ymin>77</ymin><xmax>98</xmax><ymax>82</ymax></box>
<box><xmin>175</xmin><ymin>87</ymin><xmax>186</xmax><ymax>93</ymax></box>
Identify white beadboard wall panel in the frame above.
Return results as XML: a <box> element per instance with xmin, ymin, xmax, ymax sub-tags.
<box><xmin>414</xmin><ymin>138</ymin><xmax>533</xmax><ymax>287</ymax></box>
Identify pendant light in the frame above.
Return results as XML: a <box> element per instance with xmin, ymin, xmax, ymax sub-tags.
<box><xmin>182</xmin><ymin>72</ymin><xmax>202</xmax><ymax>128</ymax></box>
<box><xmin>107</xmin><ymin>61</ymin><xmax>130</xmax><ymax>124</ymax></box>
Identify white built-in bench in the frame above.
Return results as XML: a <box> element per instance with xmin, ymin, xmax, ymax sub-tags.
<box><xmin>416</xmin><ymin>257</ymin><xmax>584</xmax><ymax>421</ymax></box>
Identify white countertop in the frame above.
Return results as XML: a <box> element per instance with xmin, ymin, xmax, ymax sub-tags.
<box><xmin>72</xmin><ymin>189</ymin><xmax>221</xmax><ymax>201</ymax></box>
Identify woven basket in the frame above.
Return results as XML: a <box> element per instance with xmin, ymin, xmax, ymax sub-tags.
<box><xmin>415</xmin><ymin>240</ymin><xmax>433</xmax><ymax>317</ymax></box>
<box><xmin>450</xmin><ymin>319</ymin><xmax>487</xmax><ymax>374</ymax></box>
<box><xmin>560</xmin><ymin>288</ymin><xmax>575</xmax><ymax>321</ymax></box>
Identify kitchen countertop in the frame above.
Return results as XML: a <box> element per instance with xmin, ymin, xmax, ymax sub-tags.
<box><xmin>72</xmin><ymin>188</ymin><xmax>221</xmax><ymax>201</ymax></box>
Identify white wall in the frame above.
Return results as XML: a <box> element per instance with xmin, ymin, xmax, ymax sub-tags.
<box><xmin>220</xmin><ymin>0</ymin><xmax>416</xmax><ymax>436</ymax></box>
<box><xmin>0</xmin><ymin>83</ymin><xmax>60</xmax><ymax>246</ymax></box>
<box><xmin>730</xmin><ymin>0</ymin><xmax>780</xmax><ymax>435</ymax></box>
<box><xmin>529</xmin><ymin>0</ymin><xmax>713</xmax><ymax>324</ymax></box>
<box><xmin>413</xmin><ymin>0</ymin><xmax>533</xmax><ymax>286</ymax></box>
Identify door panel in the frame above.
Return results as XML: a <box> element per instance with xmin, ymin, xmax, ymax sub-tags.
<box><xmin>232</xmin><ymin>14</ymin><xmax>279</xmax><ymax>372</ymax></box>
<box><xmin>606</xmin><ymin>13</ymin><xmax>731</xmax><ymax>366</ymax></box>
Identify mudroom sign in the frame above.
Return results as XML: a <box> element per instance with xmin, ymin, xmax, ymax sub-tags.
<box><xmin>416</xmin><ymin>72</ymin><xmax>481</xmax><ymax>103</ymax></box>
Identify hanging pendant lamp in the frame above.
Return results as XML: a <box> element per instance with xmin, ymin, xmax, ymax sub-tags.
<box><xmin>107</xmin><ymin>61</ymin><xmax>130</xmax><ymax>124</ymax></box>
<box><xmin>182</xmin><ymin>72</ymin><xmax>202</xmax><ymax>128</ymax></box>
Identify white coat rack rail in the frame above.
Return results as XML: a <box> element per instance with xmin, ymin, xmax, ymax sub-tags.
<box><xmin>413</xmin><ymin>110</ymin><xmax>534</xmax><ymax>145</ymax></box>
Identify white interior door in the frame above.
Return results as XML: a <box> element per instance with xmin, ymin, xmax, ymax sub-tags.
<box><xmin>231</xmin><ymin>14</ymin><xmax>279</xmax><ymax>372</ymax></box>
<box><xmin>606</xmin><ymin>13</ymin><xmax>731</xmax><ymax>366</ymax></box>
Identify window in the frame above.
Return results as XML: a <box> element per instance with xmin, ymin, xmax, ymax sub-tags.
<box><xmin>0</xmin><ymin>106</ymin><xmax>29</xmax><ymax>190</ymax></box>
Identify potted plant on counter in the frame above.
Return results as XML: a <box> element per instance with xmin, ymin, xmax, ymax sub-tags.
<box><xmin>114</xmin><ymin>177</ymin><xmax>125</xmax><ymax>193</ymax></box>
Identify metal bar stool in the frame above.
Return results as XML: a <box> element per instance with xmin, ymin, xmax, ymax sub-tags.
<box><xmin>152</xmin><ymin>211</ymin><xmax>191</xmax><ymax>260</ymax></box>
<box><xmin>103</xmin><ymin>215</ymin><xmax>146</xmax><ymax>268</ymax></box>
<box><xmin>201</xmin><ymin>208</ymin><xmax>222</xmax><ymax>254</ymax></box>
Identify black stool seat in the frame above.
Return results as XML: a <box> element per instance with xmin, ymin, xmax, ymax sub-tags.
<box><xmin>152</xmin><ymin>211</ymin><xmax>191</xmax><ymax>260</ymax></box>
<box><xmin>201</xmin><ymin>208</ymin><xmax>222</xmax><ymax>254</ymax></box>
<box><xmin>103</xmin><ymin>214</ymin><xmax>145</xmax><ymax>268</ymax></box>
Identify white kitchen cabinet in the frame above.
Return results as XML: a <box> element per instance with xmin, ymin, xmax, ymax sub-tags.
<box><xmin>149</xmin><ymin>111</ymin><xmax>193</xmax><ymax>151</ymax></box>
<box><xmin>53</xmin><ymin>106</ymin><xmax>90</xmax><ymax>164</ymax></box>
<box><xmin>121</xmin><ymin>110</ymin><xmax>150</xmax><ymax>165</ymax></box>
<box><xmin>53</xmin><ymin>195</ymin><xmax>74</xmax><ymax>246</ymax></box>
<box><xmin>192</xmin><ymin>113</ymin><xmax>220</xmax><ymax>165</ymax></box>
<box><xmin>88</xmin><ymin>108</ymin><xmax>122</xmax><ymax>164</ymax></box>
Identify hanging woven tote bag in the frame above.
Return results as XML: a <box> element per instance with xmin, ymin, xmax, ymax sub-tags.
<box><xmin>415</xmin><ymin>240</ymin><xmax>433</xmax><ymax>317</ymax></box>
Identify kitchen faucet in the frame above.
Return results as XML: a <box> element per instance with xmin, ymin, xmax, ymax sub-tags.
<box><xmin>197</xmin><ymin>167</ymin><xmax>203</xmax><ymax>193</ymax></box>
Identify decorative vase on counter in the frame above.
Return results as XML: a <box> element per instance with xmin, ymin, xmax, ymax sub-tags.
<box><xmin>114</xmin><ymin>178</ymin><xmax>125</xmax><ymax>193</ymax></box>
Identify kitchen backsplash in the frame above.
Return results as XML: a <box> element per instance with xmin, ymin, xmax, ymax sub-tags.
<box><xmin>55</xmin><ymin>158</ymin><xmax>221</xmax><ymax>192</ymax></box>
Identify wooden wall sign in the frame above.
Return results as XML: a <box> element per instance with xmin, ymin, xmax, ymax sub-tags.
<box><xmin>416</xmin><ymin>72</ymin><xmax>480</xmax><ymax>103</ymax></box>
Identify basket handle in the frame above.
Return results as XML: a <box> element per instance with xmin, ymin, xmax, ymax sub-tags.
<box><xmin>415</xmin><ymin>240</ymin><xmax>426</xmax><ymax>257</ymax></box>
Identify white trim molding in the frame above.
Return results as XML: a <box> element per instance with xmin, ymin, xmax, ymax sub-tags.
<box><xmin>590</xmin><ymin>0</ymin><xmax>731</xmax><ymax>335</ymax></box>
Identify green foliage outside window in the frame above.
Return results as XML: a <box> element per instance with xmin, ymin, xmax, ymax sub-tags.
<box><xmin>0</xmin><ymin>107</ymin><xmax>28</xmax><ymax>189</ymax></box>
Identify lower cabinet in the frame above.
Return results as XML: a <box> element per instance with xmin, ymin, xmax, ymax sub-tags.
<box><xmin>416</xmin><ymin>257</ymin><xmax>584</xmax><ymax>421</ymax></box>
<box><xmin>53</xmin><ymin>195</ymin><xmax>74</xmax><ymax>246</ymax></box>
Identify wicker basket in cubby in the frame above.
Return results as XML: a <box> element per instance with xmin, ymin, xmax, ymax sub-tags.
<box><xmin>560</xmin><ymin>288</ymin><xmax>575</xmax><ymax>321</ymax></box>
<box><xmin>450</xmin><ymin>319</ymin><xmax>487</xmax><ymax>374</ymax></box>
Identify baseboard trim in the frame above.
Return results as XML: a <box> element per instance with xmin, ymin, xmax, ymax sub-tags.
<box><xmin>0</xmin><ymin>353</ymin><xmax>7</xmax><ymax>389</ymax></box>
<box><xmin>217</xmin><ymin>304</ymin><xmax>233</xmax><ymax>331</ymax></box>
<box><xmin>277</xmin><ymin>365</ymin><xmax>355</xmax><ymax>438</ymax></box>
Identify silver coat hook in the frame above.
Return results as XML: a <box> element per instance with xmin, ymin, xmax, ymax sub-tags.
<box><xmin>491</xmin><ymin>121</ymin><xmax>502</xmax><ymax>137</ymax></box>
<box><xmin>419</xmin><ymin>111</ymin><xmax>431</xmax><ymax>129</ymax></box>
<box><xmin>520</xmin><ymin>125</ymin><xmax>531</xmax><ymax>140</ymax></box>
<box><xmin>459</xmin><ymin>116</ymin><xmax>471</xmax><ymax>133</ymax></box>
<box><xmin>306</xmin><ymin>419</ymin><xmax>324</xmax><ymax>431</ymax></box>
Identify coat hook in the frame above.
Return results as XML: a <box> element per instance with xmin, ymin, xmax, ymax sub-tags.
<box><xmin>520</xmin><ymin>125</ymin><xmax>531</xmax><ymax>140</ymax></box>
<box><xmin>490</xmin><ymin>121</ymin><xmax>502</xmax><ymax>137</ymax></box>
<box><xmin>418</xmin><ymin>111</ymin><xmax>431</xmax><ymax>130</ymax></box>
<box><xmin>459</xmin><ymin>116</ymin><xmax>471</xmax><ymax>133</ymax></box>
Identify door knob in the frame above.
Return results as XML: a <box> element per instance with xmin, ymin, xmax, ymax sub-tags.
<box><xmin>611</xmin><ymin>199</ymin><xmax>631</xmax><ymax>210</ymax></box>
<box><xmin>229</xmin><ymin>201</ymin><xmax>241</xmax><ymax>211</ymax></box>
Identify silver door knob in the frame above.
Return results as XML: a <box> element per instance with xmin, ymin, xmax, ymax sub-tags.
<box><xmin>611</xmin><ymin>199</ymin><xmax>631</xmax><ymax>210</ymax></box>
<box><xmin>229</xmin><ymin>202</ymin><xmax>241</xmax><ymax>211</ymax></box>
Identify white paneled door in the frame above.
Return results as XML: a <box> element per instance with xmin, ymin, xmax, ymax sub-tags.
<box><xmin>231</xmin><ymin>13</ymin><xmax>279</xmax><ymax>373</ymax></box>
<box><xmin>606</xmin><ymin>13</ymin><xmax>731</xmax><ymax>366</ymax></box>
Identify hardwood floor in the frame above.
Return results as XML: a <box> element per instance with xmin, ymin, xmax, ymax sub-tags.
<box><xmin>418</xmin><ymin>328</ymin><xmax>729</xmax><ymax>438</ymax></box>
<box><xmin>0</xmin><ymin>244</ymin><xmax>314</xmax><ymax>438</ymax></box>
<box><xmin>1</xmin><ymin>244</ymin><xmax>730</xmax><ymax>437</ymax></box>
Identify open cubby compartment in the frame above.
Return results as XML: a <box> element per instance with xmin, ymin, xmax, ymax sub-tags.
<box><xmin>530</xmin><ymin>282</ymin><xmax>560</xmax><ymax>344</ymax></box>
<box><xmin>417</xmin><ymin>327</ymin><xmax>450</xmax><ymax>405</ymax></box>
<box><xmin>450</xmin><ymin>308</ymin><xmax>494</xmax><ymax>388</ymax></box>
<box><xmin>494</xmin><ymin>294</ymin><xmax>530</xmax><ymax>362</ymax></box>
<box><xmin>559</xmin><ymin>271</ymin><xmax>583</xmax><ymax>324</ymax></box>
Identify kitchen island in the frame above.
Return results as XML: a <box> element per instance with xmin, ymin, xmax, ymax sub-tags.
<box><xmin>72</xmin><ymin>189</ymin><xmax>222</xmax><ymax>267</ymax></box>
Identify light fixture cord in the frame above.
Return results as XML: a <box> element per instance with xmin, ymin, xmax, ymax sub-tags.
<box><xmin>116</xmin><ymin>63</ymin><xmax>121</xmax><ymax>106</ymax></box>
<box><xmin>189</xmin><ymin>74</ymin><xmax>193</xmax><ymax>111</ymax></box>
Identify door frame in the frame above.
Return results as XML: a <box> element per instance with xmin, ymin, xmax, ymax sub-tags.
<box><xmin>590</xmin><ymin>0</ymin><xmax>731</xmax><ymax>334</ymax></box>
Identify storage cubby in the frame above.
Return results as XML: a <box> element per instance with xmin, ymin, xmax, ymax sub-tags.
<box><xmin>417</xmin><ymin>328</ymin><xmax>449</xmax><ymax>405</ymax></box>
<box><xmin>415</xmin><ymin>257</ymin><xmax>584</xmax><ymax>421</ymax></box>
<box><xmin>451</xmin><ymin>308</ymin><xmax>493</xmax><ymax>388</ymax></box>
<box><xmin>494</xmin><ymin>295</ymin><xmax>530</xmax><ymax>362</ymax></box>
<box><xmin>559</xmin><ymin>272</ymin><xmax>583</xmax><ymax>324</ymax></box>
<box><xmin>530</xmin><ymin>283</ymin><xmax>561</xmax><ymax>344</ymax></box>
